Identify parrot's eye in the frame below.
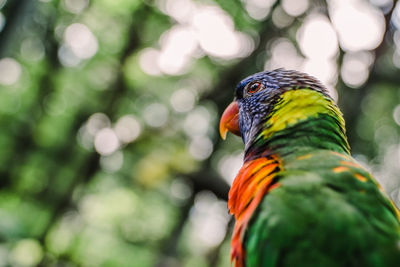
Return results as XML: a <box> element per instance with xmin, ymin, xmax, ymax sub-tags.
<box><xmin>246</xmin><ymin>81</ymin><xmax>264</xmax><ymax>95</ymax></box>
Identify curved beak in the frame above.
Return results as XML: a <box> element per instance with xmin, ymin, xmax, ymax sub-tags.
<box><xmin>219</xmin><ymin>101</ymin><xmax>241</xmax><ymax>140</ymax></box>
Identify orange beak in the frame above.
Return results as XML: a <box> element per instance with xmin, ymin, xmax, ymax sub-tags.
<box><xmin>219</xmin><ymin>101</ymin><xmax>241</xmax><ymax>140</ymax></box>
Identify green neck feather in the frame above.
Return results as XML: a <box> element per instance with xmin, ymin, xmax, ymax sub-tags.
<box><xmin>247</xmin><ymin>89</ymin><xmax>350</xmax><ymax>159</ymax></box>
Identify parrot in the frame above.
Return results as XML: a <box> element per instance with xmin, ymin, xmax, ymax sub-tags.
<box><xmin>219</xmin><ymin>69</ymin><xmax>400</xmax><ymax>267</ymax></box>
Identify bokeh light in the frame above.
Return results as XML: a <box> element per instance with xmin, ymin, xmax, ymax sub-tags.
<box><xmin>9</xmin><ymin>239</ymin><xmax>43</xmax><ymax>267</ymax></box>
<box><xmin>265</xmin><ymin>38</ymin><xmax>303</xmax><ymax>70</ymax></box>
<box><xmin>370</xmin><ymin>0</ymin><xmax>393</xmax><ymax>14</ymax></box>
<box><xmin>302</xmin><ymin>58</ymin><xmax>337</xmax><ymax>88</ymax></box>
<box><xmin>94</xmin><ymin>128</ymin><xmax>120</xmax><ymax>155</ymax></box>
<box><xmin>282</xmin><ymin>0</ymin><xmax>308</xmax><ymax>17</ymax></box>
<box><xmin>0</xmin><ymin>0</ymin><xmax>7</xmax><ymax>9</ymax></box>
<box><xmin>393</xmin><ymin>105</ymin><xmax>400</xmax><ymax>126</ymax></box>
<box><xmin>20</xmin><ymin>37</ymin><xmax>45</xmax><ymax>62</ymax></box>
<box><xmin>329</xmin><ymin>0</ymin><xmax>385</xmax><ymax>51</ymax></box>
<box><xmin>158</xmin><ymin>25</ymin><xmax>197</xmax><ymax>75</ymax></box>
<box><xmin>297</xmin><ymin>15</ymin><xmax>338</xmax><ymax>59</ymax></box>
<box><xmin>100</xmin><ymin>150</ymin><xmax>124</xmax><ymax>172</ymax></box>
<box><xmin>87</xmin><ymin>113</ymin><xmax>111</xmax><ymax>136</ymax></box>
<box><xmin>0</xmin><ymin>12</ymin><xmax>6</xmax><ymax>32</ymax></box>
<box><xmin>143</xmin><ymin>103</ymin><xmax>169</xmax><ymax>128</ymax></box>
<box><xmin>170</xmin><ymin>179</ymin><xmax>192</xmax><ymax>201</ymax></box>
<box><xmin>189</xmin><ymin>136</ymin><xmax>213</xmax><ymax>160</ymax></box>
<box><xmin>157</xmin><ymin>0</ymin><xmax>196</xmax><ymax>23</ymax></box>
<box><xmin>0</xmin><ymin>58</ymin><xmax>22</xmax><ymax>85</ymax></box>
<box><xmin>243</xmin><ymin>0</ymin><xmax>276</xmax><ymax>21</ymax></box>
<box><xmin>170</xmin><ymin>88</ymin><xmax>196</xmax><ymax>113</ymax></box>
<box><xmin>295</xmin><ymin>14</ymin><xmax>339</xmax><ymax>97</ymax></box>
<box><xmin>63</xmin><ymin>0</ymin><xmax>89</xmax><ymax>14</ymax></box>
<box><xmin>271</xmin><ymin>5</ymin><xmax>293</xmax><ymax>28</ymax></box>
<box><xmin>114</xmin><ymin>115</ymin><xmax>141</xmax><ymax>144</ymax></box>
<box><xmin>193</xmin><ymin>5</ymin><xmax>253</xmax><ymax>59</ymax></box>
<box><xmin>64</xmin><ymin>23</ymin><xmax>98</xmax><ymax>59</ymax></box>
<box><xmin>218</xmin><ymin>152</ymin><xmax>244</xmax><ymax>184</ymax></box>
<box><xmin>144</xmin><ymin>1</ymin><xmax>255</xmax><ymax>76</ymax></box>
<box><xmin>139</xmin><ymin>48</ymin><xmax>162</xmax><ymax>76</ymax></box>
<box><xmin>341</xmin><ymin>51</ymin><xmax>374</xmax><ymax>88</ymax></box>
<box><xmin>391</xmin><ymin>1</ymin><xmax>400</xmax><ymax>29</ymax></box>
<box><xmin>183</xmin><ymin>106</ymin><xmax>210</xmax><ymax>137</ymax></box>
<box><xmin>190</xmin><ymin>191</ymin><xmax>230</xmax><ymax>249</ymax></box>
<box><xmin>59</xmin><ymin>23</ymin><xmax>98</xmax><ymax>66</ymax></box>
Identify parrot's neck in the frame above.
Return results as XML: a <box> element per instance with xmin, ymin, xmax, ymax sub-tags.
<box><xmin>244</xmin><ymin>89</ymin><xmax>350</xmax><ymax>161</ymax></box>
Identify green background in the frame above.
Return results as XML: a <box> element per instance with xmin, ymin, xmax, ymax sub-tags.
<box><xmin>0</xmin><ymin>0</ymin><xmax>399</xmax><ymax>266</ymax></box>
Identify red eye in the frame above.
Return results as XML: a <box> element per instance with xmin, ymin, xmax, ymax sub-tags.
<box><xmin>247</xmin><ymin>81</ymin><xmax>263</xmax><ymax>94</ymax></box>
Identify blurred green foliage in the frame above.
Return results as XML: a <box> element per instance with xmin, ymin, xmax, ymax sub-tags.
<box><xmin>0</xmin><ymin>0</ymin><xmax>399</xmax><ymax>266</ymax></box>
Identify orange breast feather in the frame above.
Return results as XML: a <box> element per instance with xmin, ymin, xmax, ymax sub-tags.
<box><xmin>228</xmin><ymin>156</ymin><xmax>281</xmax><ymax>267</ymax></box>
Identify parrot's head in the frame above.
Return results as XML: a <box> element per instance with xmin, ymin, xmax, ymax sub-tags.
<box><xmin>219</xmin><ymin>69</ymin><xmax>330</xmax><ymax>147</ymax></box>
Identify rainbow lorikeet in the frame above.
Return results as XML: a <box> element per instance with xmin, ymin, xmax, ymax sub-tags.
<box><xmin>219</xmin><ymin>69</ymin><xmax>400</xmax><ymax>267</ymax></box>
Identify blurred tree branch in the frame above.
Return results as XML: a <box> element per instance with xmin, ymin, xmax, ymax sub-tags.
<box><xmin>2</xmin><ymin>1</ymin><xmax>61</xmax><ymax>189</ymax></box>
<box><xmin>0</xmin><ymin>0</ymin><xmax>31</xmax><ymax>57</ymax></box>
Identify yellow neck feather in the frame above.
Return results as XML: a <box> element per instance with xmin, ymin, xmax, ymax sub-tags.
<box><xmin>261</xmin><ymin>89</ymin><xmax>345</xmax><ymax>139</ymax></box>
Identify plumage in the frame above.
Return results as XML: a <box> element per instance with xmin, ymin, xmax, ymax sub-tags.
<box><xmin>219</xmin><ymin>69</ymin><xmax>400</xmax><ymax>267</ymax></box>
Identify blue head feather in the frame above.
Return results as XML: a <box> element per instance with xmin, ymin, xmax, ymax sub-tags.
<box><xmin>234</xmin><ymin>68</ymin><xmax>329</xmax><ymax>147</ymax></box>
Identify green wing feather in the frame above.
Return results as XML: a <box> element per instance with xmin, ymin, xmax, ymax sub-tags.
<box><xmin>245</xmin><ymin>151</ymin><xmax>400</xmax><ymax>267</ymax></box>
